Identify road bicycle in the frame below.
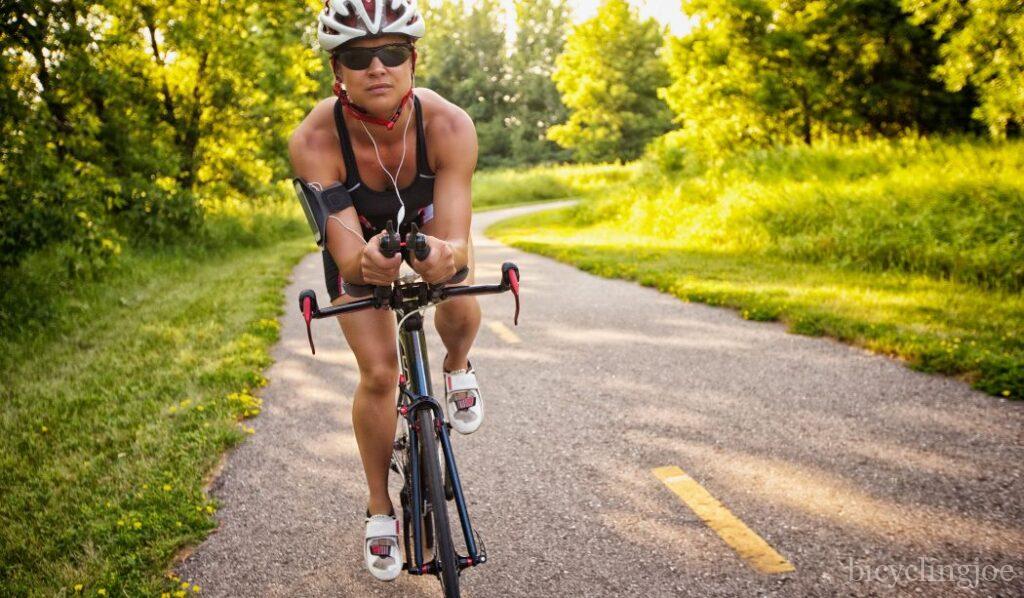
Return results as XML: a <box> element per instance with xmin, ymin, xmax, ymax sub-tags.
<box><xmin>298</xmin><ymin>222</ymin><xmax>521</xmax><ymax>597</ymax></box>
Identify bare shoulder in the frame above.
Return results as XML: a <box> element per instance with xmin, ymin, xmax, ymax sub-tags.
<box><xmin>416</xmin><ymin>88</ymin><xmax>477</xmax><ymax>172</ymax></box>
<box><xmin>417</xmin><ymin>88</ymin><xmax>474</xmax><ymax>136</ymax></box>
<box><xmin>288</xmin><ymin>97</ymin><xmax>344</xmax><ymax>181</ymax></box>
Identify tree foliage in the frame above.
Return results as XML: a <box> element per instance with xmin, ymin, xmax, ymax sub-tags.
<box><xmin>903</xmin><ymin>0</ymin><xmax>1024</xmax><ymax>137</ymax></box>
<box><xmin>4</xmin><ymin>0</ymin><xmax>1021</xmax><ymax>277</ymax></box>
<box><xmin>547</xmin><ymin>0</ymin><xmax>673</xmax><ymax>162</ymax></box>
<box><xmin>506</xmin><ymin>0</ymin><xmax>572</xmax><ymax>164</ymax></box>
<box><xmin>659</xmin><ymin>0</ymin><xmax>974</xmax><ymax>156</ymax></box>
<box><xmin>0</xmin><ymin>0</ymin><xmax>321</xmax><ymax>274</ymax></box>
<box><xmin>419</xmin><ymin>0</ymin><xmax>512</xmax><ymax>166</ymax></box>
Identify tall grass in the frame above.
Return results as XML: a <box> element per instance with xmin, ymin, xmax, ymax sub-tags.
<box><xmin>471</xmin><ymin>162</ymin><xmax>637</xmax><ymax>209</ymax></box>
<box><xmin>571</xmin><ymin>137</ymin><xmax>1024</xmax><ymax>293</ymax></box>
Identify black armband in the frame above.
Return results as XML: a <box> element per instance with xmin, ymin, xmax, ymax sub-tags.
<box><xmin>320</xmin><ymin>182</ymin><xmax>353</xmax><ymax>214</ymax></box>
<box><xmin>293</xmin><ymin>178</ymin><xmax>352</xmax><ymax>249</ymax></box>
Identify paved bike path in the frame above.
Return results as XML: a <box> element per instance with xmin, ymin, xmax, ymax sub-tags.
<box><xmin>177</xmin><ymin>201</ymin><xmax>1024</xmax><ymax>596</ymax></box>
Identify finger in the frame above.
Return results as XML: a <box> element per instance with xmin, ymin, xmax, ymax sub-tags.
<box><xmin>370</xmin><ymin>252</ymin><xmax>400</xmax><ymax>269</ymax></box>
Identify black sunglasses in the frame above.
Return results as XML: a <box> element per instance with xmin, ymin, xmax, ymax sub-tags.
<box><xmin>334</xmin><ymin>43</ymin><xmax>413</xmax><ymax>70</ymax></box>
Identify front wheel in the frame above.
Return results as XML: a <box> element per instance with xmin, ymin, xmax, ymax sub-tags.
<box><xmin>418</xmin><ymin>410</ymin><xmax>460</xmax><ymax>597</ymax></box>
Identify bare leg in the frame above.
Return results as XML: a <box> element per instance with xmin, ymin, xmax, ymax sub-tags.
<box><xmin>435</xmin><ymin>296</ymin><xmax>481</xmax><ymax>372</ymax></box>
<box><xmin>430</xmin><ymin>233</ymin><xmax>479</xmax><ymax>372</ymax></box>
<box><xmin>333</xmin><ymin>295</ymin><xmax>398</xmax><ymax>516</ymax></box>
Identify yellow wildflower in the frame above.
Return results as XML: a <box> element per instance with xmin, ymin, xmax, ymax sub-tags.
<box><xmin>133</xmin><ymin>521</ymin><xmax>142</xmax><ymax>529</ymax></box>
<box><xmin>163</xmin><ymin>484</ymin><xmax>172</xmax><ymax>492</ymax></box>
<box><xmin>1003</xmin><ymin>390</ymin><xmax>1012</xmax><ymax>397</ymax></box>
<box><xmin>97</xmin><ymin>590</ymin><xmax>107</xmax><ymax>596</ymax></box>
<box><xmin>74</xmin><ymin>584</ymin><xmax>83</xmax><ymax>592</ymax></box>
<box><xmin>192</xmin><ymin>585</ymin><xmax>201</xmax><ymax>593</ymax></box>
<box><xmin>205</xmin><ymin>505</ymin><xmax>214</xmax><ymax>514</ymax></box>
<box><xmin>181</xmin><ymin>581</ymin><xmax>190</xmax><ymax>589</ymax></box>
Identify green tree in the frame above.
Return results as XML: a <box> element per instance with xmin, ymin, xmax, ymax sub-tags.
<box><xmin>0</xmin><ymin>0</ymin><xmax>321</xmax><ymax>274</ymax></box>
<box><xmin>659</xmin><ymin>0</ymin><xmax>973</xmax><ymax>156</ymax></box>
<box><xmin>547</xmin><ymin>0</ymin><xmax>672</xmax><ymax>162</ymax></box>
<box><xmin>507</xmin><ymin>0</ymin><xmax>571</xmax><ymax>164</ymax></box>
<box><xmin>420</xmin><ymin>0</ymin><xmax>512</xmax><ymax>166</ymax></box>
<box><xmin>1</xmin><ymin>0</ymin><xmax>171</xmax><ymax>272</ymax></box>
<box><xmin>903</xmin><ymin>0</ymin><xmax>1024</xmax><ymax>137</ymax></box>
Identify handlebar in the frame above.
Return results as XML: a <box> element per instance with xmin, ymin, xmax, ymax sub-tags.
<box><xmin>298</xmin><ymin>262</ymin><xmax>521</xmax><ymax>355</ymax></box>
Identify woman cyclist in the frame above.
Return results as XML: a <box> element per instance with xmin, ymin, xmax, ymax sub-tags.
<box><xmin>288</xmin><ymin>0</ymin><xmax>484</xmax><ymax>581</ymax></box>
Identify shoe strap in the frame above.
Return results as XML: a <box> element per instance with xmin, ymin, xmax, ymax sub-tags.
<box><xmin>445</xmin><ymin>369</ymin><xmax>478</xmax><ymax>394</ymax></box>
<box><xmin>365</xmin><ymin>514</ymin><xmax>400</xmax><ymax>541</ymax></box>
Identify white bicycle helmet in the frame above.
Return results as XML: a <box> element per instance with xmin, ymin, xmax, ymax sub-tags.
<box><xmin>318</xmin><ymin>0</ymin><xmax>426</xmax><ymax>53</ymax></box>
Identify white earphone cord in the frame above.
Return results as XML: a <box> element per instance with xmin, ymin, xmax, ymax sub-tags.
<box><xmin>326</xmin><ymin>94</ymin><xmax>415</xmax><ymax>246</ymax></box>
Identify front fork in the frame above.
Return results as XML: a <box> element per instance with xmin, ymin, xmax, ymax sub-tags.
<box><xmin>396</xmin><ymin>318</ymin><xmax>486</xmax><ymax>574</ymax></box>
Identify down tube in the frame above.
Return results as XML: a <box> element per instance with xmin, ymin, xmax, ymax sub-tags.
<box><xmin>401</xmin><ymin>324</ymin><xmax>433</xmax><ymax>398</ymax></box>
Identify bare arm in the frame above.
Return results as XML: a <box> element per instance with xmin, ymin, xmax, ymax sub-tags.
<box><xmin>288</xmin><ymin>107</ymin><xmax>374</xmax><ymax>285</ymax></box>
<box><xmin>411</xmin><ymin>103</ymin><xmax>477</xmax><ymax>283</ymax></box>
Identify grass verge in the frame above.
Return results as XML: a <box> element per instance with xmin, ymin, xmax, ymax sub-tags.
<box><xmin>472</xmin><ymin>162</ymin><xmax>637</xmax><ymax>210</ymax></box>
<box><xmin>0</xmin><ymin>215</ymin><xmax>310</xmax><ymax>595</ymax></box>
<box><xmin>489</xmin><ymin>205</ymin><xmax>1023</xmax><ymax>399</ymax></box>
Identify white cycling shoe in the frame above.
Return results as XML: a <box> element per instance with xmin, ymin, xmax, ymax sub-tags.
<box><xmin>364</xmin><ymin>510</ymin><xmax>402</xmax><ymax>581</ymax></box>
<box><xmin>443</xmin><ymin>360</ymin><xmax>484</xmax><ymax>435</ymax></box>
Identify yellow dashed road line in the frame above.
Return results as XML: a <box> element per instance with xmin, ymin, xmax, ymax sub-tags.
<box><xmin>653</xmin><ymin>465</ymin><xmax>795</xmax><ymax>574</ymax></box>
<box><xmin>487</xmin><ymin>320</ymin><xmax>521</xmax><ymax>344</ymax></box>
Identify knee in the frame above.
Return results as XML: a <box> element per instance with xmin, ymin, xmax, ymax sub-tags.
<box><xmin>437</xmin><ymin>297</ymin><xmax>480</xmax><ymax>327</ymax></box>
<box><xmin>359</xmin><ymin>362</ymin><xmax>399</xmax><ymax>395</ymax></box>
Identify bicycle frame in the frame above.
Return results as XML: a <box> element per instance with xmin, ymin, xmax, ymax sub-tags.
<box><xmin>395</xmin><ymin>305</ymin><xmax>486</xmax><ymax>574</ymax></box>
<box><xmin>297</xmin><ymin>261</ymin><xmax>520</xmax><ymax>584</ymax></box>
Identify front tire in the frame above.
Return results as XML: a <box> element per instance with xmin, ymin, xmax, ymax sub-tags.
<box><xmin>419</xmin><ymin>410</ymin><xmax>459</xmax><ymax>597</ymax></box>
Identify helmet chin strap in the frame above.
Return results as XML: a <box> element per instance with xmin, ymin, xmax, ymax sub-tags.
<box><xmin>332</xmin><ymin>49</ymin><xmax>417</xmax><ymax>131</ymax></box>
<box><xmin>336</xmin><ymin>87</ymin><xmax>414</xmax><ymax>131</ymax></box>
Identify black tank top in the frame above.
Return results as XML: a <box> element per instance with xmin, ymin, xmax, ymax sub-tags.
<box><xmin>333</xmin><ymin>95</ymin><xmax>436</xmax><ymax>241</ymax></box>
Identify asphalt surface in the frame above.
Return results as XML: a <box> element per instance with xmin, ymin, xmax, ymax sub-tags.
<box><xmin>177</xmin><ymin>201</ymin><xmax>1024</xmax><ymax>597</ymax></box>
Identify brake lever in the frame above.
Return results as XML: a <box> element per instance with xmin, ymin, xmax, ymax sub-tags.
<box><xmin>299</xmin><ymin>290</ymin><xmax>319</xmax><ymax>354</ymax></box>
<box><xmin>501</xmin><ymin>263</ymin><xmax>521</xmax><ymax>326</ymax></box>
<box><xmin>379</xmin><ymin>219</ymin><xmax>401</xmax><ymax>258</ymax></box>
<box><xmin>407</xmin><ymin>222</ymin><xmax>431</xmax><ymax>261</ymax></box>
